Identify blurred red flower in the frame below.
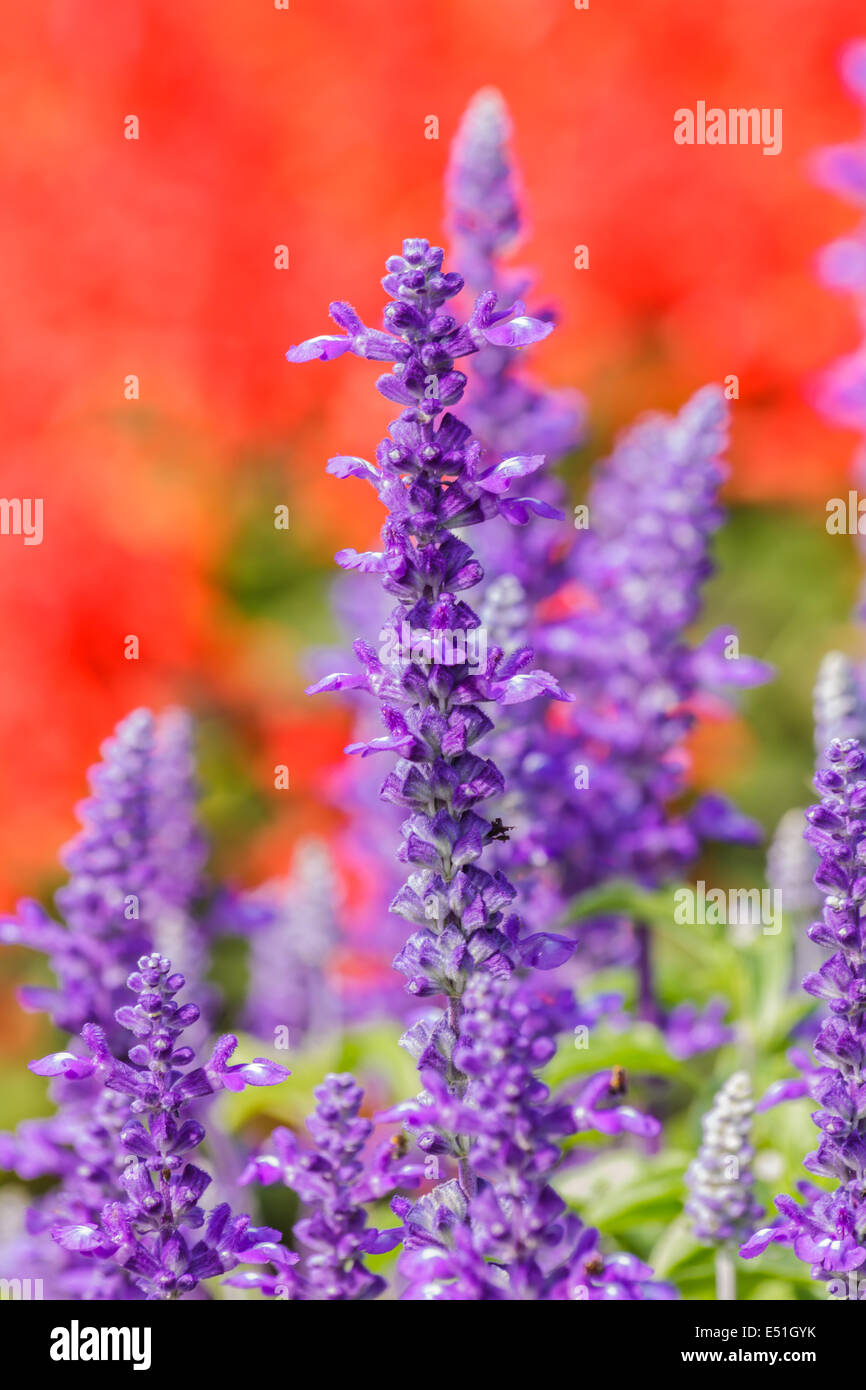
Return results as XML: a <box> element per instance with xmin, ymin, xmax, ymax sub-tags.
<box><xmin>2</xmin><ymin>0</ymin><xmax>862</xmax><ymax>893</ymax></box>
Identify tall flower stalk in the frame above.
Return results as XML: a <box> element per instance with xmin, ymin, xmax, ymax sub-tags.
<box><xmin>446</xmin><ymin>87</ymin><xmax>584</xmax><ymax>586</ymax></box>
<box><xmin>309</xmin><ymin>92</ymin><xmax>585</xmax><ymax>1029</ymax></box>
<box><xmin>29</xmin><ymin>953</ymin><xmax>293</xmax><ymax>1300</ymax></box>
<box><xmin>391</xmin><ymin>972</ymin><xmax>670</xmax><ymax>1300</ymax></box>
<box><xmin>292</xmin><ymin>236</ymin><xmax>575</xmax><ymax>1202</ymax></box>
<box><xmin>742</xmin><ymin>738</ymin><xmax>866</xmax><ymax>1288</ymax></box>
<box><xmin>0</xmin><ymin>707</ymin><xmax>289</xmax><ymax>1295</ymax></box>
<box><xmin>240</xmin><ymin>1072</ymin><xmax>420</xmax><ymax>1300</ymax></box>
<box><xmin>0</xmin><ymin>710</ymin><xmax>212</xmax><ymax>1296</ymax></box>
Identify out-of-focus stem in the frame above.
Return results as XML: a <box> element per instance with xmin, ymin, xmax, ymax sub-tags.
<box><xmin>634</xmin><ymin>920</ymin><xmax>662</xmax><ymax>1026</ymax></box>
<box><xmin>715</xmin><ymin>1246</ymin><xmax>736</xmax><ymax>1301</ymax></box>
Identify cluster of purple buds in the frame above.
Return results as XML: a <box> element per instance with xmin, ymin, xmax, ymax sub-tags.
<box><xmin>309</xmin><ymin>91</ymin><xmax>585</xmax><ymax>1029</ymax></box>
<box><xmin>0</xmin><ymin>709</ymin><xmax>227</xmax><ymax>1297</ymax></box>
<box><xmin>0</xmin><ymin>708</ymin><xmax>211</xmax><ymax>1043</ymax></box>
<box><xmin>536</xmin><ymin>386</ymin><xmax>771</xmax><ymax>898</ymax></box>
<box><xmin>390</xmin><ymin>972</ymin><xmax>671</xmax><ymax>1300</ymax></box>
<box><xmin>241</xmin><ymin>1072</ymin><xmax>420</xmax><ymax>1299</ymax></box>
<box><xmin>29</xmin><ymin>954</ymin><xmax>294</xmax><ymax>1300</ymax></box>
<box><xmin>743</xmin><ymin>739</ymin><xmax>866</xmax><ymax>1282</ymax></box>
<box><xmin>444</xmin><ymin>92</ymin><xmax>763</xmax><ymax>934</ymax></box>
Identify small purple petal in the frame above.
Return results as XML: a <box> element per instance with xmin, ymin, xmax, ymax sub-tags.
<box><xmin>286</xmin><ymin>335</ymin><xmax>351</xmax><ymax>363</ymax></box>
<box><xmin>483</xmin><ymin>315</ymin><xmax>554</xmax><ymax>348</ymax></box>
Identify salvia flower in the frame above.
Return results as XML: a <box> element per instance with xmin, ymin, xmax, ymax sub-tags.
<box><xmin>685</xmin><ymin>1072</ymin><xmax>762</xmax><ymax>1245</ymax></box>
<box><xmin>742</xmin><ymin>739</ymin><xmax>866</xmax><ymax>1283</ymax></box>
<box><xmin>1</xmin><ymin>708</ymin><xmax>209</xmax><ymax>1042</ymax></box>
<box><xmin>293</xmin><ymin>236</ymin><xmax>576</xmax><ymax>1197</ymax></box>
<box><xmin>446</xmin><ymin>88</ymin><xmax>522</xmax><ymax>294</ymax></box>
<box><xmin>0</xmin><ymin>708</ymin><xmax>213</xmax><ymax>1215</ymax></box>
<box><xmin>390</xmin><ymin>973</ymin><xmax>671</xmax><ymax>1300</ymax></box>
<box><xmin>446</xmin><ymin>87</ymin><xmax>583</xmax><ymax>580</ymax></box>
<box><xmin>30</xmin><ymin>954</ymin><xmax>294</xmax><ymax>1300</ymax></box>
<box><xmin>482</xmin><ymin>391</ymin><xmax>770</xmax><ymax>931</ymax></box>
<box><xmin>485</xmin><ymin>386</ymin><xmax>770</xmax><ymax>1054</ymax></box>
<box><xmin>311</xmin><ymin>94</ymin><xmax>585</xmax><ymax>1031</ymax></box>
<box><xmin>241</xmin><ymin>1073</ymin><xmax>418</xmax><ymax>1300</ymax></box>
<box><xmin>536</xmin><ymin>386</ymin><xmax>771</xmax><ymax>897</ymax></box>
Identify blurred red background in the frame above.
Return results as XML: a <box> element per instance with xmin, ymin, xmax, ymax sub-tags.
<box><xmin>2</xmin><ymin>0</ymin><xmax>864</xmax><ymax>900</ymax></box>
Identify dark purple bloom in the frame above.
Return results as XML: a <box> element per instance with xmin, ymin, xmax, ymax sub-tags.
<box><xmin>742</xmin><ymin>739</ymin><xmax>866</xmax><ymax>1285</ymax></box>
<box><xmin>303</xmin><ymin>92</ymin><xmax>584</xmax><ymax>1030</ymax></box>
<box><xmin>519</xmin><ymin>387</ymin><xmax>771</xmax><ymax>902</ymax></box>
<box><xmin>291</xmin><ymin>236</ymin><xmax>576</xmax><ymax>1204</ymax></box>
<box><xmin>241</xmin><ymin>1073</ymin><xmax>418</xmax><ymax>1300</ymax></box>
<box><xmin>389</xmin><ymin>973</ymin><xmax>671</xmax><ymax>1300</ymax></box>
<box><xmin>30</xmin><ymin>953</ymin><xmax>293</xmax><ymax>1300</ymax></box>
<box><xmin>0</xmin><ymin>709</ymin><xmax>229</xmax><ymax>1296</ymax></box>
<box><xmin>481</xmin><ymin>387</ymin><xmax>771</xmax><ymax>1049</ymax></box>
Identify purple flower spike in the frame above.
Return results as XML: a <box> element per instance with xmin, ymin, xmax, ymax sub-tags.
<box><xmin>742</xmin><ymin>739</ymin><xmax>866</xmax><ymax>1287</ymax></box>
<box><xmin>240</xmin><ymin>1073</ymin><xmax>419</xmax><ymax>1300</ymax></box>
<box><xmin>685</xmin><ymin>1072</ymin><xmax>762</xmax><ymax>1246</ymax></box>
<box><xmin>33</xmin><ymin>953</ymin><xmax>292</xmax><ymax>1300</ymax></box>
<box><xmin>446</xmin><ymin>88</ymin><xmax>584</xmax><ymax>585</ymax></box>
<box><xmin>290</xmin><ymin>236</ymin><xmax>578</xmax><ymax>1210</ymax></box>
<box><xmin>302</xmin><ymin>92</ymin><xmax>585</xmax><ymax>1037</ymax></box>
<box><xmin>393</xmin><ymin>973</ymin><xmax>672</xmax><ymax>1301</ymax></box>
<box><xmin>447</xmin><ymin>88</ymin><xmax>522</xmax><ymax>288</ymax></box>
<box><xmin>1</xmin><ymin>707</ymin><xmax>210</xmax><ymax>1045</ymax></box>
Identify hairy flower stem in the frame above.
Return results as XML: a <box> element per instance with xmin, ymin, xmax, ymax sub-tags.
<box><xmin>446</xmin><ymin>986</ymin><xmax>476</xmax><ymax>1197</ymax></box>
